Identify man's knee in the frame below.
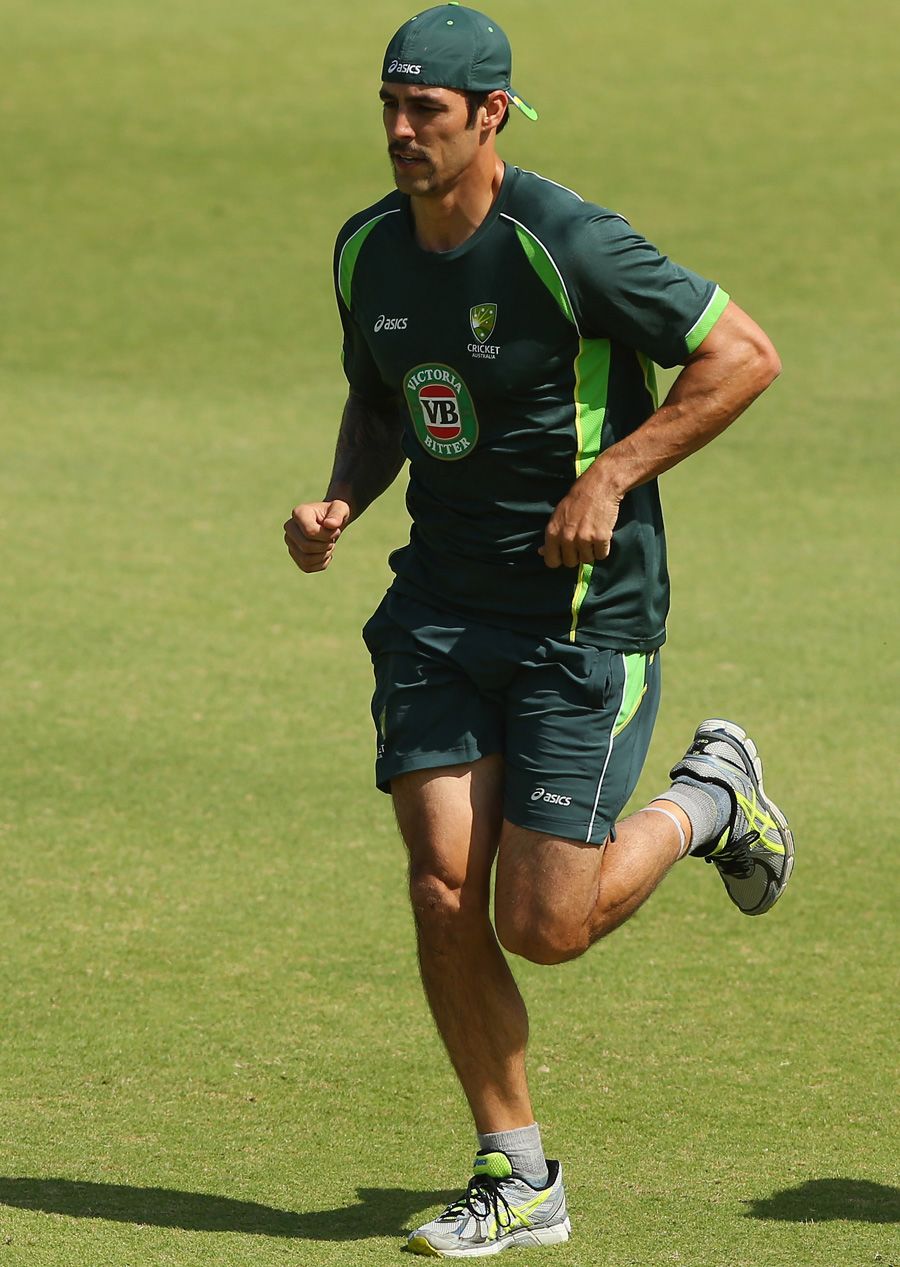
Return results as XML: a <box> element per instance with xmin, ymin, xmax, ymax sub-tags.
<box><xmin>408</xmin><ymin>866</ymin><xmax>489</xmax><ymax>940</ymax></box>
<box><xmin>494</xmin><ymin>900</ymin><xmax>589</xmax><ymax>966</ymax></box>
<box><xmin>409</xmin><ymin>868</ymin><xmax>460</xmax><ymax>922</ymax></box>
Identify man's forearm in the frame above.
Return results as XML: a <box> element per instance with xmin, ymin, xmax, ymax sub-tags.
<box><xmin>324</xmin><ymin>392</ymin><xmax>406</xmax><ymax>522</ymax></box>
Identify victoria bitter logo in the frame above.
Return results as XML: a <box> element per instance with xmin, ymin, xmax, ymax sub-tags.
<box><xmin>403</xmin><ymin>363</ymin><xmax>479</xmax><ymax>461</ymax></box>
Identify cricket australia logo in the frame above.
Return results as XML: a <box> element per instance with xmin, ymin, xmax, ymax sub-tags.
<box><xmin>404</xmin><ymin>363</ymin><xmax>479</xmax><ymax>461</ymax></box>
<box><xmin>470</xmin><ymin>303</ymin><xmax>497</xmax><ymax>343</ymax></box>
<box><xmin>468</xmin><ymin>302</ymin><xmax>500</xmax><ymax>360</ymax></box>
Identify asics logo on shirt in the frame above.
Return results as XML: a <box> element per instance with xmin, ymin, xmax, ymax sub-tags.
<box><xmin>374</xmin><ymin>314</ymin><xmax>408</xmax><ymax>332</ymax></box>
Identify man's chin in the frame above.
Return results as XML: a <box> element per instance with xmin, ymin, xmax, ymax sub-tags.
<box><xmin>390</xmin><ymin>160</ymin><xmax>436</xmax><ymax>194</ymax></box>
<box><xmin>393</xmin><ymin>172</ymin><xmax>434</xmax><ymax>194</ymax></box>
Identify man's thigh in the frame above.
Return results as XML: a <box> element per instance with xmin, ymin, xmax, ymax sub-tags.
<box><xmin>495</xmin><ymin>821</ymin><xmax>606</xmax><ymax>947</ymax></box>
<box><xmin>392</xmin><ymin>757</ymin><xmax>505</xmax><ymax>897</ymax></box>
<box><xmin>503</xmin><ymin>647</ymin><xmax>661</xmax><ymax>845</ymax></box>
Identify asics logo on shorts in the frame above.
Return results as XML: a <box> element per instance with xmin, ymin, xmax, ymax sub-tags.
<box><xmin>531</xmin><ymin>787</ymin><xmax>572</xmax><ymax>806</ymax></box>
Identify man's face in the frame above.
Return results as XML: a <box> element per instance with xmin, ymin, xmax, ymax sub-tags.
<box><xmin>380</xmin><ymin>83</ymin><xmax>482</xmax><ymax>196</ymax></box>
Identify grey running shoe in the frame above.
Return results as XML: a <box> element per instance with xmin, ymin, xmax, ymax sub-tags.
<box><xmin>670</xmin><ymin>718</ymin><xmax>794</xmax><ymax>916</ymax></box>
<box><xmin>406</xmin><ymin>1151</ymin><xmax>570</xmax><ymax>1258</ymax></box>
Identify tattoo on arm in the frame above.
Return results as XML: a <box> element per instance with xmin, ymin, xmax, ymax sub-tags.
<box><xmin>325</xmin><ymin>392</ymin><xmax>406</xmax><ymax>521</ymax></box>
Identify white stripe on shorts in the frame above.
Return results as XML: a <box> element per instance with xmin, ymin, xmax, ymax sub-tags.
<box><xmin>586</xmin><ymin>653</ymin><xmax>628</xmax><ymax>843</ymax></box>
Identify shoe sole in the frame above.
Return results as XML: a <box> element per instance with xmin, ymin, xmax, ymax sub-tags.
<box><xmin>695</xmin><ymin>719</ymin><xmax>795</xmax><ymax>916</ymax></box>
<box><xmin>406</xmin><ymin>1217</ymin><xmax>571</xmax><ymax>1257</ymax></box>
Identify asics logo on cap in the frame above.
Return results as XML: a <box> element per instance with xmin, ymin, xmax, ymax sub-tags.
<box><xmin>387</xmin><ymin>60</ymin><xmax>422</xmax><ymax>74</ymax></box>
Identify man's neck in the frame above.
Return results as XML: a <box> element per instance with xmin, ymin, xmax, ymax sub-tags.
<box><xmin>411</xmin><ymin>157</ymin><xmax>506</xmax><ymax>253</ymax></box>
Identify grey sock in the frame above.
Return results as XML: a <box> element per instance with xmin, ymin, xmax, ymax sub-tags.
<box><xmin>657</xmin><ymin>778</ymin><xmax>732</xmax><ymax>854</ymax></box>
<box><xmin>477</xmin><ymin>1123</ymin><xmax>549</xmax><ymax>1188</ymax></box>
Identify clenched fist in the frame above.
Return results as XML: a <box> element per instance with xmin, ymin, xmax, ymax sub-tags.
<box><xmin>284</xmin><ymin>499</ymin><xmax>351</xmax><ymax>573</ymax></box>
<box><xmin>539</xmin><ymin>481</ymin><xmax>621</xmax><ymax>569</ymax></box>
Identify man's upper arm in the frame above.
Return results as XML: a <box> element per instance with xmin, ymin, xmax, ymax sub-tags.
<box><xmin>682</xmin><ymin>298</ymin><xmax>782</xmax><ymax>378</ymax></box>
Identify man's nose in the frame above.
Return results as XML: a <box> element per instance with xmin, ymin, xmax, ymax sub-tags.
<box><xmin>387</xmin><ymin>108</ymin><xmax>415</xmax><ymax>142</ymax></box>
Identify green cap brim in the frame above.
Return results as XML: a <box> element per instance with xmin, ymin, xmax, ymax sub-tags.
<box><xmin>508</xmin><ymin>90</ymin><xmax>538</xmax><ymax>122</ymax></box>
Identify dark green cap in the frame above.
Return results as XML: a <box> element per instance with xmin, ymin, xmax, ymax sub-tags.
<box><xmin>382</xmin><ymin>3</ymin><xmax>538</xmax><ymax>121</ymax></box>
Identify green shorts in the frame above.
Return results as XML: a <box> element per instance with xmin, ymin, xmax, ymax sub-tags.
<box><xmin>362</xmin><ymin>591</ymin><xmax>661</xmax><ymax>845</ymax></box>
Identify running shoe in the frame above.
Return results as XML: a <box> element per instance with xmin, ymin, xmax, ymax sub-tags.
<box><xmin>406</xmin><ymin>1151</ymin><xmax>570</xmax><ymax>1257</ymax></box>
<box><xmin>670</xmin><ymin>718</ymin><xmax>794</xmax><ymax>915</ymax></box>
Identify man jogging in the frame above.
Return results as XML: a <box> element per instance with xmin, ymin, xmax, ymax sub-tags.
<box><xmin>284</xmin><ymin>4</ymin><xmax>794</xmax><ymax>1256</ymax></box>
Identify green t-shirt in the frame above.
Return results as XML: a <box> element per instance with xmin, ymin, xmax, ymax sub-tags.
<box><xmin>334</xmin><ymin>164</ymin><xmax>728</xmax><ymax>651</ymax></box>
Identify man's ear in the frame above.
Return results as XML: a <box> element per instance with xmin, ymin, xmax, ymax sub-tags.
<box><xmin>482</xmin><ymin>89</ymin><xmax>509</xmax><ymax>134</ymax></box>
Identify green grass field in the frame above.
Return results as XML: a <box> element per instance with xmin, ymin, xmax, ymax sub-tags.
<box><xmin>2</xmin><ymin>1</ymin><xmax>898</xmax><ymax>1263</ymax></box>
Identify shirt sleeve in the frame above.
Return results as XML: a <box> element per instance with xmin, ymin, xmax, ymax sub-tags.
<box><xmin>563</xmin><ymin>208</ymin><xmax>729</xmax><ymax>367</ymax></box>
<box><xmin>332</xmin><ymin>231</ymin><xmax>395</xmax><ymax>405</ymax></box>
<box><xmin>336</xmin><ymin>297</ymin><xmax>395</xmax><ymax>405</ymax></box>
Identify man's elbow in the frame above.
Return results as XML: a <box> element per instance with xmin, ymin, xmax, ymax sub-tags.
<box><xmin>761</xmin><ymin>339</ymin><xmax>782</xmax><ymax>387</ymax></box>
<box><xmin>746</xmin><ymin>329</ymin><xmax>782</xmax><ymax>394</ymax></box>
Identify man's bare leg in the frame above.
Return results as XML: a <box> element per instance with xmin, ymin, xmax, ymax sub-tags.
<box><xmin>495</xmin><ymin>800</ymin><xmax>692</xmax><ymax>965</ymax></box>
<box><xmin>586</xmin><ymin>800</ymin><xmax>693</xmax><ymax>938</ymax></box>
<box><xmin>391</xmin><ymin>756</ymin><xmax>535</xmax><ymax>1133</ymax></box>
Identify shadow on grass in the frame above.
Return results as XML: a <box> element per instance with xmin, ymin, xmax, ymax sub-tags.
<box><xmin>0</xmin><ymin>1178</ymin><xmax>458</xmax><ymax>1240</ymax></box>
<box><xmin>745</xmin><ymin>1179</ymin><xmax>900</xmax><ymax>1224</ymax></box>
